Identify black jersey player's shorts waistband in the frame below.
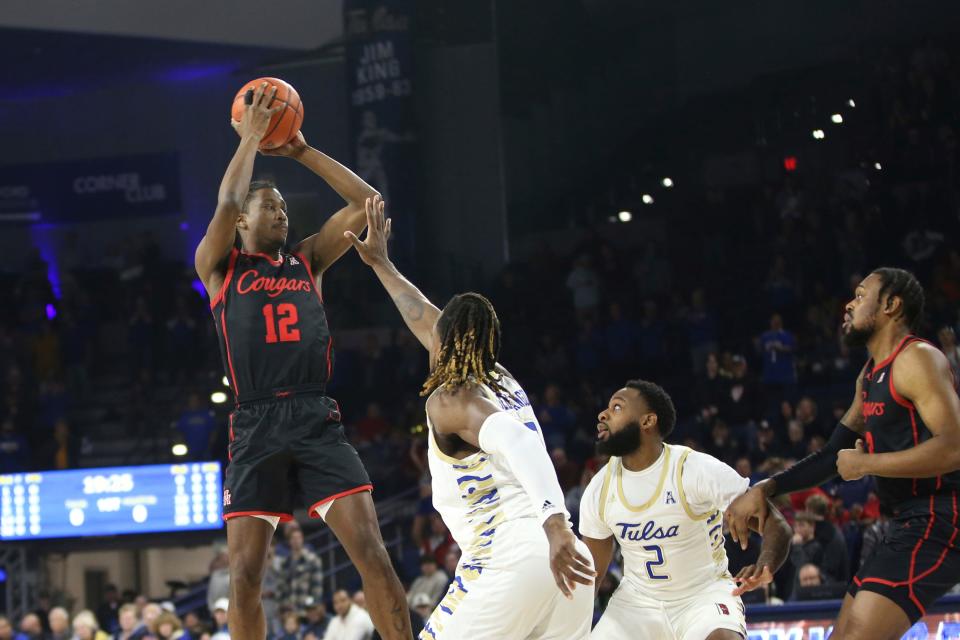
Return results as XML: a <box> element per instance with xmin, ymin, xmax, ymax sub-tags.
<box><xmin>236</xmin><ymin>383</ymin><xmax>327</xmax><ymax>406</ymax></box>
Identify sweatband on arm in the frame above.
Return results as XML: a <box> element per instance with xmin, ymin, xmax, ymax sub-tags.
<box><xmin>770</xmin><ymin>422</ymin><xmax>860</xmax><ymax>496</ymax></box>
<box><xmin>478</xmin><ymin>411</ymin><xmax>569</xmax><ymax>526</ymax></box>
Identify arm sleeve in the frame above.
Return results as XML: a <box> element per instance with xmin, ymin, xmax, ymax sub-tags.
<box><xmin>577</xmin><ymin>470</ymin><xmax>613</xmax><ymax>539</ymax></box>
<box><xmin>478</xmin><ymin>411</ymin><xmax>568</xmax><ymax>525</ymax></box>
<box><xmin>680</xmin><ymin>451</ymin><xmax>750</xmax><ymax>513</ymax></box>
<box><xmin>771</xmin><ymin>423</ymin><xmax>859</xmax><ymax>496</ymax></box>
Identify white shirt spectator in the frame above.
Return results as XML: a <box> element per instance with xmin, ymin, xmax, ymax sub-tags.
<box><xmin>322</xmin><ymin>605</ymin><xmax>373</xmax><ymax>640</ymax></box>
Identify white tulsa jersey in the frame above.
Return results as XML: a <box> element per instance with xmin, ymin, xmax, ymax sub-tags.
<box><xmin>579</xmin><ymin>444</ymin><xmax>749</xmax><ymax>599</ymax></box>
<box><xmin>427</xmin><ymin>374</ymin><xmax>558</xmax><ymax>569</ymax></box>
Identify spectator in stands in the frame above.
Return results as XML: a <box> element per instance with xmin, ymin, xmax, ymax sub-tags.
<box><xmin>49</xmin><ymin>608</ymin><xmax>71</xmax><ymax>640</ymax></box>
<box><xmin>803</xmin><ymin>495</ymin><xmax>849</xmax><ymax>583</ymax></box>
<box><xmin>277</xmin><ymin>613</ymin><xmax>300</xmax><ymax>640</ymax></box>
<box><xmin>537</xmin><ymin>384</ymin><xmax>576</xmax><ymax>449</ymax></box>
<box><xmin>322</xmin><ymin>590</ymin><xmax>373</xmax><ymax>640</ymax></box>
<box><xmin>112</xmin><ymin>605</ymin><xmax>141</xmax><ymax>640</ymax></box>
<box><xmin>694</xmin><ymin>353</ymin><xmax>727</xmax><ymax>421</ymax></box>
<box><xmin>550</xmin><ymin>447</ymin><xmax>580</xmax><ymax>493</ymax></box>
<box><xmin>140</xmin><ymin>605</ymin><xmax>162</xmax><ymax>640</ymax></box>
<box><xmin>351</xmin><ymin>593</ymin><xmax>365</xmax><ymax>610</ymax></box>
<box><xmin>724</xmin><ymin>355</ymin><xmax>760</xmax><ymax>435</ymax></box>
<box><xmin>686</xmin><ymin>289</ymin><xmax>718</xmax><ymax>375</ymax></box>
<box><xmin>354</xmin><ymin>402</ymin><xmax>390</xmax><ymax>443</ymax></box>
<box><xmin>276</xmin><ymin>528</ymin><xmax>324</xmax><ymax>614</ymax></box>
<box><xmin>637</xmin><ymin>300</ymin><xmax>666</xmax><ymax>369</ymax></box>
<box><xmin>178</xmin><ymin>613</ymin><xmax>204</xmax><ymax>640</ymax></box>
<box><xmin>566</xmin><ymin>254</ymin><xmax>600</xmax><ymax>321</ymax></box>
<box><xmin>564</xmin><ymin>467</ymin><xmax>595</xmax><ymax>525</ymax></box>
<box><xmin>938</xmin><ymin>325</ymin><xmax>960</xmax><ymax>376</ymax></box>
<box><xmin>794</xmin><ymin>396</ymin><xmax>826</xmax><ymax>439</ymax></box>
<box><xmin>0</xmin><ymin>617</ymin><xmax>13</xmax><ymax>640</ymax></box>
<box><xmin>793</xmin><ymin>563</ymin><xmax>847</xmax><ymax>601</ymax></box>
<box><xmin>206</xmin><ymin>547</ymin><xmax>230</xmax><ymax>618</ymax></box>
<box><xmin>442</xmin><ymin>548</ymin><xmax>460</xmax><ymax>583</ymax></box>
<box><xmin>406</xmin><ymin>555</ymin><xmax>448</xmax><ymax>609</ymax></box>
<box><xmin>15</xmin><ymin>614</ymin><xmax>42</xmax><ymax>640</ymax></box>
<box><xmin>408</xmin><ymin>595</ymin><xmax>432</xmax><ymax>634</ymax></box>
<box><xmin>37</xmin><ymin>418</ymin><xmax>79</xmax><ymax>470</ymax></box>
<box><xmin>0</xmin><ymin>418</ymin><xmax>29</xmax><ymax>473</ymax></box>
<box><xmin>784</xmin><ymin>419</ymin><xmax>808</xmax><ymax>461</ymax></box>
<box><xmin>419</xmin><ymin>512</ymin><xmax>454</xmax><ymax>566</ymax></box>
<box><xmin>153</xmin><ymin>613</ymin><xmax>183</xmax><ymax>640</ymax></box>
<box><xmin>164</xmin><ymin>297</ymin><xmax>197</xmax><ymax>382</ymax></box>
<box><xmin>72</xmin><ymin>611</ymin><xmax>109</xmax><ymax>640</ymax></box>
<box><xmin>175</xmin><ymin>393</ymin><xmax>217</xmax><ymax>462</ymax></box>
<box><xmin>210</xmin><ymin>600</ymin><xmax>229</xmax><ymax>640</ymax></box>
<box><xmin>302</xmin><ymin>602</ymin><xmax>331</xmax><ymax>640</ymax></box>
<box><xmin>96</xmin><ymin>585</ymin><xmax>121</xmax><ymax>634</ymax></box>
<box><xmin>603</xmin><ymin>302</ymin><xmax>638</xmax><ymax>379</ymax></box>
<box><xmin>758</xmin><ymin>313</ymin><xmax>797</xmax><ymax>404</ymax></box>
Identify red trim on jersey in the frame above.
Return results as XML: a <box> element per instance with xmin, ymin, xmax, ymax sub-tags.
<box><xmin>853</xmin><ymin>576</ymin><xmax>862</xmax><ymax>586</ymax></box>
<box><xmin>308</xmin><ymin>484</ymin><xmax>373</xmax><ymax>519</ymax></box>
<box><xmin>872</xmin><ymin>335</ymin><xmax>915</xmax><ymax>374</ymax></box>
<box><xmin>223</xmin><ymin>510</ymin><xmax>294</xmax><ymax>522</ymax></box>
<box><xmin>326</xmin><ymin>336</ymin><xmax>334</xmax><ymax>380</ymax></box>
<box><xmin>295</xmin><ymin>251</ymin><xmax>324</xmax><ymax>303</ymax></box>
<box><xmin>209</xmin><ymin>248</ymin><xmax>239</xmax><ymax>310</ymax></box>
<box><xmin>865</xmin><ymin>431</ymin><xmax>875</xmax><ymax>454</ymax></box>
<box><xmin>241</xmin><ymin>250</ymin><xmax>283</xmax><ymax>266</ymax></box>
<box><xmin>220</xmin><ymin>306</ymin><xmax>240</xmax><ymax>396</ymax></box>
<box><xmin>227</xmin><ymin>413</ymin><xmax>235</xmax><ymax>461</ymax></box>
<box><xmin>889</xmin><ymin>364</ymin><xmax>915</xmax><ymax>410</ymax></box>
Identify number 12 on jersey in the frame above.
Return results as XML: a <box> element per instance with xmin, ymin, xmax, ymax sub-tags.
<box><xmin>262</xmin><ymin>303</ymin><xmax>301</xmax><ymax>343</ymax></box>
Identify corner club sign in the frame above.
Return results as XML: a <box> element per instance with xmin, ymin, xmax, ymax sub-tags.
<box><xmin>0</xmin><ymin>152</ymin><xmax>180</xmax><ymax>223</ymax></box>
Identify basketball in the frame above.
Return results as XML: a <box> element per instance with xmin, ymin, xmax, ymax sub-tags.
<box><xmin>231</xmin><ymin>77</ymin><xmax>304</xmax><ymax>150</ymax></box>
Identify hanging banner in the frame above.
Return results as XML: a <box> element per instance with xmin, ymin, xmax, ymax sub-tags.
<box><xmin>344</xmin><ymin>0</ymin><xmax>418</xmax><ymax>266</ymax></box>
<box><xmin>0</xmin><ymin>152</ymin><xmax>181</xmax><ymax>224</ymax></box>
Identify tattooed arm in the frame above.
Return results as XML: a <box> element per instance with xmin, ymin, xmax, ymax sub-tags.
<box><xmin>345</xmin><ymin>195</ymin><xmax>441</xmax><ymax>360</ymax></box>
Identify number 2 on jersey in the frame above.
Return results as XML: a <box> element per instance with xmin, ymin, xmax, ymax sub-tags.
<box><xmin>262</xmin><ymin>303</ymin><xmax>301</xmax><ymax>343</ymax></box>
<box><xmin>642</xmin><ymin>545</ymin><xmax>669</xmax><ymax>580</ymax></box>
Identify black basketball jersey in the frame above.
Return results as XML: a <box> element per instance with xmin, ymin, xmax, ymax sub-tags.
<box><xmin>210</xmin><ymin>248</ymin><xmax>333</xmax><ymax>403</ymax></box>
<box><xmin>861</xmin><ymin>335</ymin><xmax>960</xmax><ymax>507</ymax></box>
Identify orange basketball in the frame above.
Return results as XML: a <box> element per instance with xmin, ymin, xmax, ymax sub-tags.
<box><xmin>231</xmin><ymin>77</ymin><xmax>304</xmax><ymax>150</ymax></box>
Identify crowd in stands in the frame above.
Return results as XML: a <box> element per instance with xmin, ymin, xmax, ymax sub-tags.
<box><xmin>1</xmin><ymin>37</ymin><xmax>960</xmax><ymax>639</ymax></box>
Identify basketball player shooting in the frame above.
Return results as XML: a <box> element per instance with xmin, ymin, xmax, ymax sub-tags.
<box><xmin>194</xmin><ymin>83</ymin><xmax>412</xmax><ymax>640</ymax></box>
<box><xmin>580</xmin><ymin>380</ymin><xmax>792</xmax><ymax>640</ymax></box>
<box><xmin>345</xmin><ymin>196</ymin><xmax>595</xmax><ymax>639</ymax></box>
<box><xmin>725</xmin><ymin>268</ymin><xmax>960</xmax><ymax>640</ymax></box>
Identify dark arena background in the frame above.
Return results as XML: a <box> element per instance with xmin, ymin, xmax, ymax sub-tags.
<box><xmin>2</xmin><ymin>1</ymin><xmax>960</xmax><ymax>639</ymax></box>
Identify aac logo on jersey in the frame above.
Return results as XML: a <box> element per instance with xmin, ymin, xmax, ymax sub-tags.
<box><xmin>665</xmin><ymin>491</ymin><xmax>676</xmax><ymax>505</ymax></box>
<box><xmin>289</xmin><ymin>256</ymin><xmax>300</xmax><ymax>265</ymax></box>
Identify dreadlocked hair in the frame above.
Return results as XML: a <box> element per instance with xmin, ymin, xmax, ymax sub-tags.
<box><xmin>871</xmin><ymin>267</ymin><xmax>925</xmax><ymax>331</ymax></box>
<box><xmin>421</xmin><ymin>292</ymin><xmax>507</xmax><ymax>398</ymax></box>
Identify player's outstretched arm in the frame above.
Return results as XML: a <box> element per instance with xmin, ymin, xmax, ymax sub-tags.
<box><xmin>426</xmin><ymin>391</ymin><xmax>596</xmax><ymax>598</ymax></box>
<box><xmin>726</xmin><ymin>364</ymin><xmax>867</xmax><ymax>549</ymax></box>
<box><xmin>290</xmin><ymin>142</ymin><xmax>379</xmax><ymax>275</ymax></box>
<box><xmin>838</xmin><ymin>342</ymin><xmax>960</xmax><ymax>481</ymax></box>
<box><xmin>731</xmin><ymin>500</ymin><xmax>792</xmax><ymax>596</ymax></box>
<box><xmin>345</xmin><ymin>195</ymin><xmax>440</xmax><ymax>357</ymax></box>
<box><xmin>196</xmin><ymin>83</ymin><xmax>282</xmax><ymax>291</ymax></box>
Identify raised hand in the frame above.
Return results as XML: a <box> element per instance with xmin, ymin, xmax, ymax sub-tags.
<box><xmin>260</xmin><ymin>130</ymin><xmax>308</xmax><ymax>159</ymax></box>
<box><xmin>344</xmin><ymin>194</ymin><xmax>392</xmax><ymax>267</ymax></box>
<box><xmin>231</xmin><ymin>82</ymin><xmax>284</xmax><ymax>142</ymax></box>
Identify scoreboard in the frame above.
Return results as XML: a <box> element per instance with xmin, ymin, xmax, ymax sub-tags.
<box><xmin>0</xmin><ymin>462</ymin><xmax>223</xmax><ymax>540</ymax></box>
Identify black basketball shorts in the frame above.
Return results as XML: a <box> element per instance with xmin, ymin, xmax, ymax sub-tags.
<box><xmin>222</xmin><ymin>393</ymin><xmax>372</xmax><ymax>522</ymax></box>
<box><xmin>849</xmin><ymin>491</ymin><xmax>960</xmax><ymax>623</ymax></box>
